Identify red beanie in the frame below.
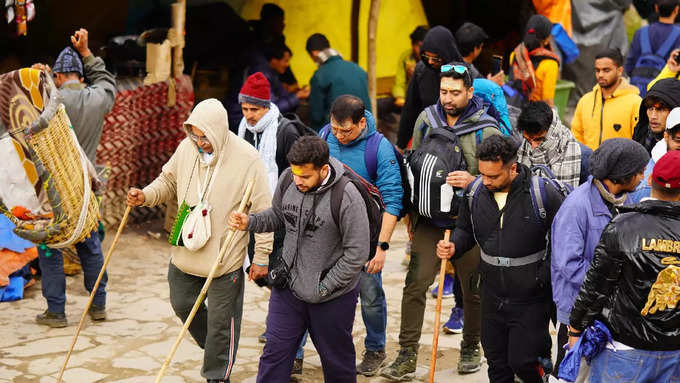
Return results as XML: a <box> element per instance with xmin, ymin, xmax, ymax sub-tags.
<box><xmin>239</xmin><ymin>72</ymin><xmax>271</xmax><ymax>107</ymax></box>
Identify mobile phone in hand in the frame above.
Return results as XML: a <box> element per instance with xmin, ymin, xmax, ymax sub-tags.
<box><xmin>674</xmin><ymin>52</ymin><xmax>680</xmax><ymax>65</ymax></box>
<box><xmin>491</xmin><ymin>55</ymin><xmax>503</xmax><ymax>75</ymax></box>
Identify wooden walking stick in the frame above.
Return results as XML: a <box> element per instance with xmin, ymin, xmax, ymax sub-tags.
<box><xmin>429</xmin><ymin>229</ymin><xmax>451</xmax><ymax>383</ymax></box>
<box><xmin>57</xmin><ymin>205</ymin><xmax>132</xmax><ymax>383</ymax></box>
<box><xmin>154</xmin><ymin>179</ymin><xmax>255</xmax><ymax>383</ymax></box>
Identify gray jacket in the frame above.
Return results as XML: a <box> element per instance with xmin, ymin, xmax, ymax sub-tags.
<box><xmin>60</xmin><ymin>55</ymin><xmax>116</xmax><ymax>163</ymax></box>
<box><xmin>247</xmin><ymin>157</ymin><xmax>370</xmax><ymax>303</ymax></box>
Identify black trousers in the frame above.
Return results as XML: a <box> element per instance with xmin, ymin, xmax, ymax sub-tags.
<box><xmin>481</xmin><ymin>289</ymin><xmax>552</xmax><ymax>383</ymax></box>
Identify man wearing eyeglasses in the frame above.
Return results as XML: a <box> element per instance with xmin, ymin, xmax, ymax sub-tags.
<box><xmin>383</xmin><ymin>63</ymin><xmax>500</xmax><ymax>381</ymax></box>
<box><xmin>319</xmin><ymin>95</ymin><xmax>403</xmax><ymax>377</ymax></box>
<box><xmin>632</xmin><ymin>107</ymin><xmax>680</xmax><ymax>202</ymax></box>
<box><xmin>516</xmin><ymin>101</ymin><xmax>591</xmax><ymax>188</ymax></box>
<box><xmin>396</xmin><ymin>26</ymin><xmax>464</xmax><ymax>150</ymax></box>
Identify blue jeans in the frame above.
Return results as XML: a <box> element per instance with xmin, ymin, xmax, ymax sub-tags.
<box><xmin>38</xmin><ymin>231</ymin><xmax>107</xmax><ymax>313</ymax></box>
<box><xmin>589</xmin><ymin>347</ymin><xmax>680</xmax><ymax>382</ymax></box>
<box><xmin>359</xmin><ymin>270</ymin><xmax>387</xmax><ymax>351</ymax></box>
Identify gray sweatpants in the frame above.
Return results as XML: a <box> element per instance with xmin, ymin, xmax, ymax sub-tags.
<box><xmin>168</xmin><ymin>262</ymin><xmax>244</xmax><ymax>381</ymax></box>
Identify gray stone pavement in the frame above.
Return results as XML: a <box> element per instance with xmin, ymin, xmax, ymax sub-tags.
<box><xmin>0</xmin><ymin>220</ymin><xmax>555</xmax><ymax>382</ymax></box>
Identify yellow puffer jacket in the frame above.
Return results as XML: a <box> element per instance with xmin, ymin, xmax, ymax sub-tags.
<box><xmin>571</xmin><ymin>78</ymin><xmax>642</xmax><ymax>150</ymax></box>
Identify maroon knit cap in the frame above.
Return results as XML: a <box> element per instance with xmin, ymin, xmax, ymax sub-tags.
<box><xmin>239</xmin><ymin>72</ymin><xmax>271</xmax><ymax>107</ymax></box>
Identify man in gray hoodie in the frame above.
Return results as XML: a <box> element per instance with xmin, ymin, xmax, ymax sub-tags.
<box><xmin>229</xmin><ymin>136</ymin><xmax>370</xmax><ymax>383</ymax></box>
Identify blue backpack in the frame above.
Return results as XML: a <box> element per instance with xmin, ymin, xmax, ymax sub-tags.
<box><xmin>631</xmin><ymin>25</ymin><xmax>680</xmax><ymax>97</ymax></box>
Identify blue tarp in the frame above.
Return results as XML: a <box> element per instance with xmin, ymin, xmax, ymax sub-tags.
<box><xmin>0</xmin><ymin>214</ymin><xmax>34</xmax><ymax>253</ymax></box>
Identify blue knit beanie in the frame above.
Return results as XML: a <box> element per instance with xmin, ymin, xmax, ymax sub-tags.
<box><xmin>53</xmin><ymin>47</ymin><xmax>83</xmax><ymax>77</ymax></box>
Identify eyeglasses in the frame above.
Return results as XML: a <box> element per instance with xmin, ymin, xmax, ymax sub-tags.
<box><xmin>188</xmin><ymin>132</ymin><xmax>210</xmax><ymax>144</ymax></box>
<box><xmin>441</xmin><ymin>64</ymin><xmax>468</xmax><ymax>74</ymax></box>
<box><xmin>331</xmin><ymin>126</ymin><xmax>355</xmax><ymax>138</ymax></box>
<box><xmin>421</xmin><ymin>53</ymin><xmax>443</xmax><ymax>64</ymax></box>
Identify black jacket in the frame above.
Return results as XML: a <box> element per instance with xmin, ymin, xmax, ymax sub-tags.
<box><xmin>570</xmin><ymin>200</ymin><xmax>680</xmax><ymax>351</ymax></box>
<box><xmin>453</xmin><ymin>165</ymin><xmax>564</xmax><ymax>302</ymax></box>
<box><xmin>397</xmin><ymin>26</ymin><xmax>463</xmax><ymax>149</ymax></box>
<box><xmin>242</xmin><ymin>116</ymin><xmax>300</xmax><ymax>176</ymax></box>
<box><xmin>632</xmin><ymin>78</ymin><xmax>680</xmax><ymax>153</ymax></box>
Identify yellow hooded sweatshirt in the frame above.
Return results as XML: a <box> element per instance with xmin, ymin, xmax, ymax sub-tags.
<box><xmin>142</xmin><ymin>99</ymin><xmax>273</xmax><ymax>277</ymax></box>
<box><xmin>571</xmin><ymin>78</ymin><xmax>642</xmax><ymax>150</ymax></box>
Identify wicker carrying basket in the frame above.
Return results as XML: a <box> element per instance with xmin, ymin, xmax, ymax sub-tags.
<box><xmin>0</xmin><ymin>69</ymin><xmax>99</xmax><ymax>247</ymax></box>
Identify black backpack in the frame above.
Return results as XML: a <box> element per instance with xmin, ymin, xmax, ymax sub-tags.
<box><xmin>279</xmin><ymin>112</ymin><xmax>317</xmax><ymax>137</ymax></box>
<box><xmin>281</xmin><ymin>165</ymin><xmax>384</xmax><ymax>260</ymax></box>
<box><xmin>406</xmin><ymin>105</ymin><xmax>498</xmax><ymax>228</ymax></box>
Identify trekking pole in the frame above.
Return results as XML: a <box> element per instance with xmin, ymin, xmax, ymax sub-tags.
<box><xmin>57</xmin><ymin>205</ymin><xmax>132</xmax><ymax>383</ymax></box>
<box><xmin>428</xmin><ymin>229</ymin><xmax>451</xmax><ymax>383</ymax></box>
<box><xmin>154</xmin><ymin>179</ymin><xmax>255</xmax><ymax>383</ymax></box>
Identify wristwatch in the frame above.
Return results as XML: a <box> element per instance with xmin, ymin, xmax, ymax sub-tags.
<box><xmin>379</xmin><ymin>242</ymin><xmax>390</xmax><ymax>251</ymax></box>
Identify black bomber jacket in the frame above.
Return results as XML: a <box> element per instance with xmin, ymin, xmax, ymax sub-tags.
<box><xmin>569</xmin><ymin>199</ymin><xmax>680</xmax><ymax>351</ymax></box>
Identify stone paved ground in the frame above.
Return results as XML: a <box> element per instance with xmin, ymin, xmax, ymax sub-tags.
<box><xmin>0</xmin><ymin>220</ymin><xmax>554</xmax><ymax>382</ymax></box>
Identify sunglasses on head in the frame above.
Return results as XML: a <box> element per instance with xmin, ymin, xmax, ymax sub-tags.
<box><xmin>440</xmin><ymin>64</ymin><xmax>468</xmax><ymax>74</ymax></box>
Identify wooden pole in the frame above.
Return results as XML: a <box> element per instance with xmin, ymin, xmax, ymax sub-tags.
<box><xmin>428</xmin><ymin>229</ymin><xmax>451</xmax><ymax>383</ymax></box>
<box><xmin>154</xmin><ymin>179</ymin><xmax>255</xmax><ymax>383</ymax></box>
<box><xmin>57</xmin><ymin>205</ymin><xmax>132</xmax><ymax>383</ymax></box>
<box><xmin>367</xmin><ymin>0</ymin><xmax>380</xmax><ymax>115</ymax></box>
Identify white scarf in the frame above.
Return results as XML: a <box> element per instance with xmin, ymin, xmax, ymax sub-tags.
<box><xmin>238</xmin><ymin>103</ymin><xmax>280</xmax><ymax>193</ymax></box>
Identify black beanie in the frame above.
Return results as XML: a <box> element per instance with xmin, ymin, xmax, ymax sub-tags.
<box><xmin>306</xmin><ymin>33</ymin><xmax>330</xmax><ymax>53</ymax></box>
<box><xmin>589</xmin><ymin>138</ymin><xmax>650</xmax><ymax>180</ymax></box>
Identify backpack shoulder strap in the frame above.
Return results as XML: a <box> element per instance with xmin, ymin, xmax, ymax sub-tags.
<box><xmin>467</xmin><ymin>176</ymin><xmax>485</xmax><ymax>213</ymax></box>
<box><xmin>425</xmin><ymin>105</ymin><xmax>447</xmax><ymax>129</ymax></box>
<box><xmin>364</xmin><ymin>133</ymin><xmax>384</xmax><ymax>181</ymax></box>
<box><xmin>320</xmin><ymin>124</ymin><xmax>331</xmax><ymax>140</ymax></box>
<box><xmin>330</xmin><ymin>175</ymin><xmax>350</xmax><ymax>228</ymax></box>
<box><xmin>640</xmin><ymin>26</ymin><xmax>652</xmax><ymax>56</ymax></box>
<box><xmin>656</xmin><ymin>26</ymin><xmax>680</xmax><ymax>58</ymax></box>
<box><xmin>529</xmin><ymin>176</ymin><xmax>548</xmax><ymax>222</ymax></box>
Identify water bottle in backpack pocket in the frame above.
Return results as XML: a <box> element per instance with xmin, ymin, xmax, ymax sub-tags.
<box><xmin>405</xmin><ymin>127</ymin><xmax>468</xmax><ymax>229</ymax></box>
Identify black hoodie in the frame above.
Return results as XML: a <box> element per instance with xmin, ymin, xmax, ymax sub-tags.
<box><xmin>397</xmin><ymin>26</ymin><xmax>463</xmax><ymax>149</ymax></box>
<box><xmin>632</xmin><ymin>78</ymin><xmax>680</xmax><ymax>153</ymax></box>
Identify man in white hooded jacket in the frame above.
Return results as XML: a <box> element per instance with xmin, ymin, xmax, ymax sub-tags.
<box><xmin>127</xmin><ymin>99</ymin><xmax>273</xmax><ymax>382</ymax></box>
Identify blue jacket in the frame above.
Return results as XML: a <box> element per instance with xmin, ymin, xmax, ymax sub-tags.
<box><xmin>631</xmin><ymin>139</ymin><xmax>667</xmax><ymax>202</ymax></box>
<box><xmin>550</xmin><ymin>177</ymin><xmax>634</xmax><ymax>324</ymax></box>
<box><xmin>322</xmin><ymin>111</ymin><xmax>403</xmax><ymax>217</ymax></box>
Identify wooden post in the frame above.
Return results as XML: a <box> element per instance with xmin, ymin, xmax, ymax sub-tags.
<box><xmin>367</xmin><ymin>0</ymin><xmax>380</xmax><ymax>115</ymax></box>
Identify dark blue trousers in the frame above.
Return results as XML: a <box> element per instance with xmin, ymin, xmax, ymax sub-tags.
<box><xmin>38</xmin><ymin>231</ymin><xmax>107</xmax><ymax>313</ymax></box>
<box><xmin>257</xmin><ymin>284</ymin><xmax>360</xmax><ymax>383</ymax></box>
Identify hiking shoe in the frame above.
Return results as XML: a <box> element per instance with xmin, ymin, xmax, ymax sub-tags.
<box><xmin>430</xmin><ymin>274</ymin><xmax>454</xmax><ymax>298</ymax></box>
<box><xmin>380</xmin><ymin>346</ymin><xmax>417</xmax><ymax>381</ymax></box>
<box><xmin>291</xmin><ymin>358</ymin><xmax>303</xmax><ymax>375</ymax></box>
<box><xmin>88</xmin><ymin>304</ymin><xmax>106</xmax><ymax>321</ymax></box>
<box><xmin>443</xmin><ymin>307</ymin><xmax>464</xmax><ymax>334</ymax></box>
<box><xmin>36</xmin><ymin>310</ymin><xmax>67</xmax><ymax>328</ymax></box>
<box><xmin>357</xmin><ymin>349</ymin><xmax>387</xmax><ymax>376</ymax></box>
<box><xmin>258</xmin><ymin>331</ymin><xmax>266</xmax><ymax>343</ymax></box>
<box><xmin>458</xmin><ymin>341</ymin><xmax>482</xmax><ymax>374</ymax></box>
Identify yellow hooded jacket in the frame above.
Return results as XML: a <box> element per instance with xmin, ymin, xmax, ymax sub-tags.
<box><xmin>571</xmin><ymin>78</ymin><xmax>642</xmax><ymax>150</ymax></box>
